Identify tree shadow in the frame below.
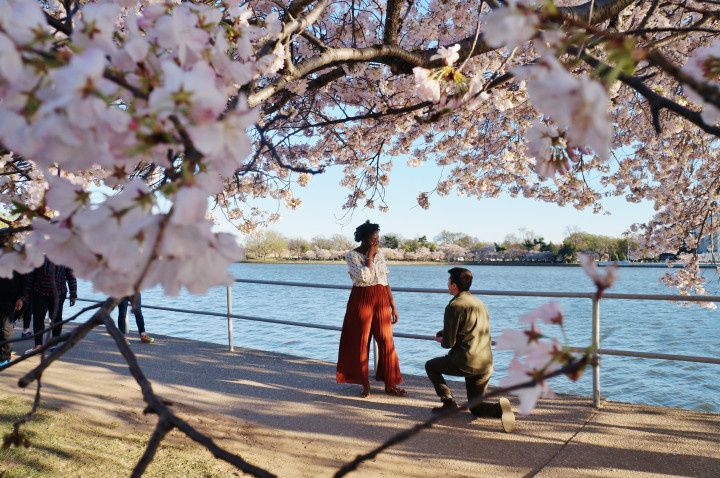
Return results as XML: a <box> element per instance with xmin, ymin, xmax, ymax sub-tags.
<box><xmin>2</xmin><ymin>327</ymin><xmax>719</xmax><ymax>477</ymax></box>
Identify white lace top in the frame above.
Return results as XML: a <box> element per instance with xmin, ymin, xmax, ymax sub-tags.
<box><xmin>345</xmin><ymin>250</ymin><xmax>389</xmax><ymax>286</ymax></box>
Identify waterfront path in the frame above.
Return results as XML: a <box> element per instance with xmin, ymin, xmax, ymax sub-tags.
<box><xmin>2</xmin><ymin>329</ymin><xmax>719</xmax><ymax>477</ymax></box>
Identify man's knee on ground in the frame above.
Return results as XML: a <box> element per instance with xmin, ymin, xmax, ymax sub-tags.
<box><xmin>425</xmin><ymin>357</ymin><xmax>441</xmax><ymax>376</ymax></box>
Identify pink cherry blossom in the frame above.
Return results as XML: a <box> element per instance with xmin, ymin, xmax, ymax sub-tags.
<box><xmin>579</xmin><ymin>253</ymin><xmax>618</xmax><ymax>290</ymax></box>
<box><xmin>520</xmin><ymin>301</ymin><xmax>564</xmax><ymax>326</ymax></box>
<box><xmin>430</xmin><ymin>44</ymin><xmax>461</xmax><ymax>66</ymax></box>
<box><xmin>484</xmin><ymin>1</ymin><xmax>539</xmax><ymax>51</ymax></box>
<box><xmin>412</xmin><ymin>67</ymin><xmax>441</xmax><ymax>103</ymax></box>
<box><xmin>0</xmin><ymin>33</ymin><xmax>22</xmax><ymax>83</ymax></box>
<box><xmin>499</xmin><ymin>358</ymin><xmax>556</xmax><ymax>415</ymax></box>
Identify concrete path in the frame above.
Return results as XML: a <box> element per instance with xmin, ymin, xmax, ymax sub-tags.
<box><xmin>1</xmin><ymin>329</ymin><xmax>719</xmax><ymax>477</ymax></box>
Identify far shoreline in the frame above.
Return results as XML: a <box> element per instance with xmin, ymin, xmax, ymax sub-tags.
<box><xmin>239</xmin><ymin>260</ymin><xmax>716</xmax><ymax>268</ymax></box>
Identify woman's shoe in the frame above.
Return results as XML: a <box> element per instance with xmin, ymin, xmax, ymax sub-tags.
<box><xmin>384</xmin><ymin>386</ymin><xmax>407</xmax><ymax>397</ymax></box>
<box><xmin>360</xmin><ymin>385</ymin><xmax>370</xmax><ymax>398</ymax></box>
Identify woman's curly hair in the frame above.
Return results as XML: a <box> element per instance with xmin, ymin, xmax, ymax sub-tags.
<box><xmin>354</xmin><ymin>220</ymin><xmax>380</xmax><ymax>243</ymax></box>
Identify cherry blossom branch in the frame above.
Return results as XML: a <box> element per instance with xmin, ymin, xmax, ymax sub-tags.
<box><xmin>547</xmin><ymin>5</ymin><xmax>720</xmax><ymax>112</ymax></box>
<box><xmin>43</xmin><ymin>12</ymin><xmax>70</xmax><ymax>36</ymax></box>
<box><xmin>17</xmin><ymin>299</ymin><xmax>117</xmax><ymax>388</ymax></box>
<box><xmin>259</xmin><ymin>0</ymin><xmax>330</xmax><ymax>57</ymax></box>
<box><xmin>0</xmin><ymin>302</ymin><xmax>101</xmax><ymax>348</ymax></box>
<box><xmin>132</xmin><ymin>418</ymin><xmax>174</xmax><ymax>478</ymax></box>
<box><xmin>254</xmin><ymin>124</ymin><xmax>325</xmax><ymax>174</ymax></box>
<box><xmin>2</xmin><ymin>375</ymin><xmax>41</xmax><ymax>449</ymax></box>
<box><xmin>0</xmin><ymin>225</ymin><xmax>32</xmax><ymax>236</ymax></box>
<box><xmin>636</xmin><ymin>0</ymin><xmax>660</xmax><ymax>31</ymax></box>
<box><xmin>579</xmin><ymin>52</ymin><xmax>720</xmax><ymax>137</ymax></box>
<box><xmin>383</xmin><ymin>0</ymin><xmax>404</xmax><ymax>45</ymax></box>
<box><xmin>0</xmin><ymin>332</ymin><xmax>71</xmax><ymax>372</ymax></box>
<box><xmin>97</xmin><ymin>312</ymin><xmax>276</xmax><ymax>478</ymax></box>
<box><xmin>644</xmin><ymin>49</ymin><xmax>720</xmax><ymax>109</ymax></box>
<box><xmin>622</xmin><ymin>26</ymin><xmax>720</xmax><ymax>35</ymax></box>
<box><xmin>2</xmin><ymin>293</ymin><xmax>275</xmax><ymax>476</ymax></box>
<box><xmin>288</xmin><ymin>0</ymin><xmax>321</xmax><ymax>17</ymax></box>
<box><xmin>253</xmin><ymin>0</ymin><xmax>641</xmax><ymax>108</ymax></box>
<box><xmin>334</xmin><ymin>355</ymin><xmax>589</xmax><ymax>477</ymax></box>
<box><xmin>562</xmin><ymin>0</ymin><xmax>638</xmax><ymax>24</ymax></box>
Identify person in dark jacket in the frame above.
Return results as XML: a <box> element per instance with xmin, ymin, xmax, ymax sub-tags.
<box><xmin>425</xmin><ymin>267</ymin><xmax>515</xmax><ymax>433</ymax></box>
<box><xmin>1</xmin><ymin>272</ymin><xmax>25</xmax><ymax>365</ymax></box>
<box><xmin>25</xmin><ymin>258</ymin><xmax>77</xmax><ymax>351</ymax></box>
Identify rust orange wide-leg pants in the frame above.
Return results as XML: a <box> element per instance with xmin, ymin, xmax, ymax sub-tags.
<box><xmin>336</xmin><ymin>285</ymin><xmax>402</xmax><ymax>388</ymax></box>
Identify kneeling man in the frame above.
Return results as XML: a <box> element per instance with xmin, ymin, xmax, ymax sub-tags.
<box><xmin>425</xmin><ymin>267</ymin><xmax>515</xmax><ymax>432</ymax></box>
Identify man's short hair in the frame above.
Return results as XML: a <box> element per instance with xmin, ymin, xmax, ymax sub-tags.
<box><xmin>448</xmin><ymin>267</ymin><xmax>473</xmax><ymax>292</ymax></box>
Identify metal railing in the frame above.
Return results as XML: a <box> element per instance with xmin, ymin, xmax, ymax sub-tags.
<box><xmin>82</xmin><ymin>279</ymin><xmax>720</xmax><ymax>409</ymax></box>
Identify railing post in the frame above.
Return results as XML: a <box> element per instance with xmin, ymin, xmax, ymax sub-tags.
<box><xmin>227</xmin><ymin>284</ymin><xmax>234</xmax><ymax>352</ymax></box>
<box><xmin>591</xmin><ymin>297</ymin><xmax>601</xmax><ymax>407</ymax></box>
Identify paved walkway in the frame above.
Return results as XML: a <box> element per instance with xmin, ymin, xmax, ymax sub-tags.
<box><xmin>1</xmin><ymin>329</ymin><xmax>719</xmax><ymax>477</ymax></box>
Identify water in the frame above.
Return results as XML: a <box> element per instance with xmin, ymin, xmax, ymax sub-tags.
<box><xmin>77</xmin><ymin>263</ymin><xmax>720</xmax><ymax>413</ymax></box>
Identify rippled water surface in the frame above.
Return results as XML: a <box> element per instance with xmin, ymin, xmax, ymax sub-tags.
<box><xmin>78</xmin><ymin>263</ymin><xmax>720</xmax><ymax>412</ymax></box>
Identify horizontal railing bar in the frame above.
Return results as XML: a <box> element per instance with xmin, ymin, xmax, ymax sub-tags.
<box><xmin>79</xmin><ymin>298</ymin><xmax>436</xmax><ymax>340</ymax></box>
<box><xmin>596</xmin><ymin>348</ymin><xmax>720</xmax><ymax>364</ymax></box>
<box><xmin>233</xmin><ymin>279</ymin><xmax>720</xmax><ymax>302</ymax></box>
<box><xmin>78</xmin><ymin>298</ymin><xmax>719</xmax><ymax>365</ymax></box>
<box><xmin>77</xmin><ymin>298</ymin><xmax>345</xmax><ymax>332</ymax></box>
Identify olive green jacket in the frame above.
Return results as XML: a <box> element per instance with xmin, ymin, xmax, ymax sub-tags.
<box><xmin>441</xmin><ymin>291</ymin><xmax>493</xmax><ymax>375</ymax></box>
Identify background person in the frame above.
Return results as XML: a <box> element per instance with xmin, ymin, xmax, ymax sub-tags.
<box><xmin>117</xmin><ymin>293</ymin><xmax>154</xmax><ymax>343</ymax></box>
<box><xmin>20</xmin><ymin>303</ymin><xmax>32</xmax><ymax>338</ymax></box>
<box><xmin>336</xmin><ymin>220</ymin><xmax>405</xmax><ymax>398</ymax></box>
<box><xmin>425</xmin><ymin>267</ymin><xmax>515</xmax><ymax>432</ymax></box>
<box><xmin>0</xmin><ymin>271</ymin><xmax>25</xmax><ymax>366</ymax></box>
<box><xmin>25</xmin><ymin>258</ymin><xmax>76</xmax><ymax>352</ymax></box>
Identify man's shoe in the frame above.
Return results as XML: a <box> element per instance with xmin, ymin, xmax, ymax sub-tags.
<box><xmin>431</xmin><ymin>397</ymin><xmax>459</xmax><ymax>413</ymax></box>
<box><xmin>499</xmin><ymin>397</ymin><xmax>515</xmax><ymax>433</ymax></box>
<box><xmin>140</xmin><ymin>334</ymin><xmax>155</xmax><ymax>344</ymax></box>
<box><xmin>20</xmin><ymin>330</ymin><xmax>33</xmax><ymax>339</ymax></box>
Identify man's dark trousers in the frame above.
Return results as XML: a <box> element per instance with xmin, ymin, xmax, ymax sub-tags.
<box><xmin>425</xmin><ymin>355</ymin><xmax>502</xmax><ymax>417</ymax></box>
<box><xmin>32</xmin><ymin>296</ymin><xmax>58</xmax><ymax>347</ymax></box>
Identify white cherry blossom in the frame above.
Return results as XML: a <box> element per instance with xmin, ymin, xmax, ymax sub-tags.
<box><xmin>431</xmin><ymin>44</ymin><xmax>461</xmax><ymax>66</ymax></box>
<box><xmin>484</xmin><ymin>1</ymin><xmax>539</xmax><ymax>51</ymax></box>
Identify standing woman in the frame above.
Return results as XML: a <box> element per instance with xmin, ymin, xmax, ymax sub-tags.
<box><xmin>336</xmin><ymin>220</ymin><xmax>405</xmax><ymax>398</ymax></box>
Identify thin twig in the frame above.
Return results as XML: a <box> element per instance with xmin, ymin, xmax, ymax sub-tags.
<box><xmin>131</xmin><ymin>417</ymin><xmax>174</xmax><ymax>478</ymax></box>
<box><xmin>98</xmin><ymin>313</ymin><xmax>277</xmax><ymax>477</ymax></box>
<box><xmin>3</xmin><ymin>375</ymin><xmax>43</xmax><ymax>449</ymax></box>
<box><xmin>17</xmin><ymin>299</ymin><xmax>117</xmax><ymax>388</ymax></box>
<box><xmin>0</xmin><ymin>302</ymin><xmax>102</xmax><ymax>347</ymax></box>
<box><xmin>335</xmin><ymin>356</ymin><xmax>589</xmax><ymax>477</ymax></box>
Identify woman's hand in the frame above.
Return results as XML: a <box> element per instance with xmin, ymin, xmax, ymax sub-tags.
<box><xmin>391</xmin><ymin>307</ymin><xmax>399</xmax><ymax>324</ymax></box>
<box><xmin>367</xmin><ymin>240</ymin><xmax>379</xmax><ymax>259</ymax></box>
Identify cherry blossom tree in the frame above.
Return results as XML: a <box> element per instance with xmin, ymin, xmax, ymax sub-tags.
<box><xmin>0</xmin><ymin>2</ymin><xmax>719</xmax><ymax>468</ymax></box>
<box><xmin>0</xmin><ymin>0</ymin><xmax>719</xmax><ymax>298</ymax></box>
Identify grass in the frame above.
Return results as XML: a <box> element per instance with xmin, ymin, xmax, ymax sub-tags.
<box><xmin>0</xmin><ymin>395</ymin><xmax>247</xmax><ymax>478</ymax></box>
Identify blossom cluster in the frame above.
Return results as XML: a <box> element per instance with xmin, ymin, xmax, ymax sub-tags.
<box><xmin>681</xmin><ymin>40</ymin><xmax>720</xmax><ymax>126</ymax></box>
<box><xmin>496</xmin><ymin>254</ymin><xmax>617</xmax><ymax>414</ymax></box>
<box><xmin>0</xmin><ymin>0</ymin><xmax>283</xmax><ymax>296</ymax></box>
<box><xmin>496</xmin><ymin>301</ymin><xmax>568</xmax><ymax>414</ymax></box>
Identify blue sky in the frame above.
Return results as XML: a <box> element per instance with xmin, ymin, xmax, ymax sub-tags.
<box><xmin>215</xmin><ymin>159</ymin><xmax>656</xmax><ymax>244</ymax></box>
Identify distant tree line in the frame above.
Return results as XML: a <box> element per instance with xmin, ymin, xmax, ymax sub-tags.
<box><xmin>243</xmin><ymin>228</ymin><xmax>641</xmax><ymax>263</ymax></box>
